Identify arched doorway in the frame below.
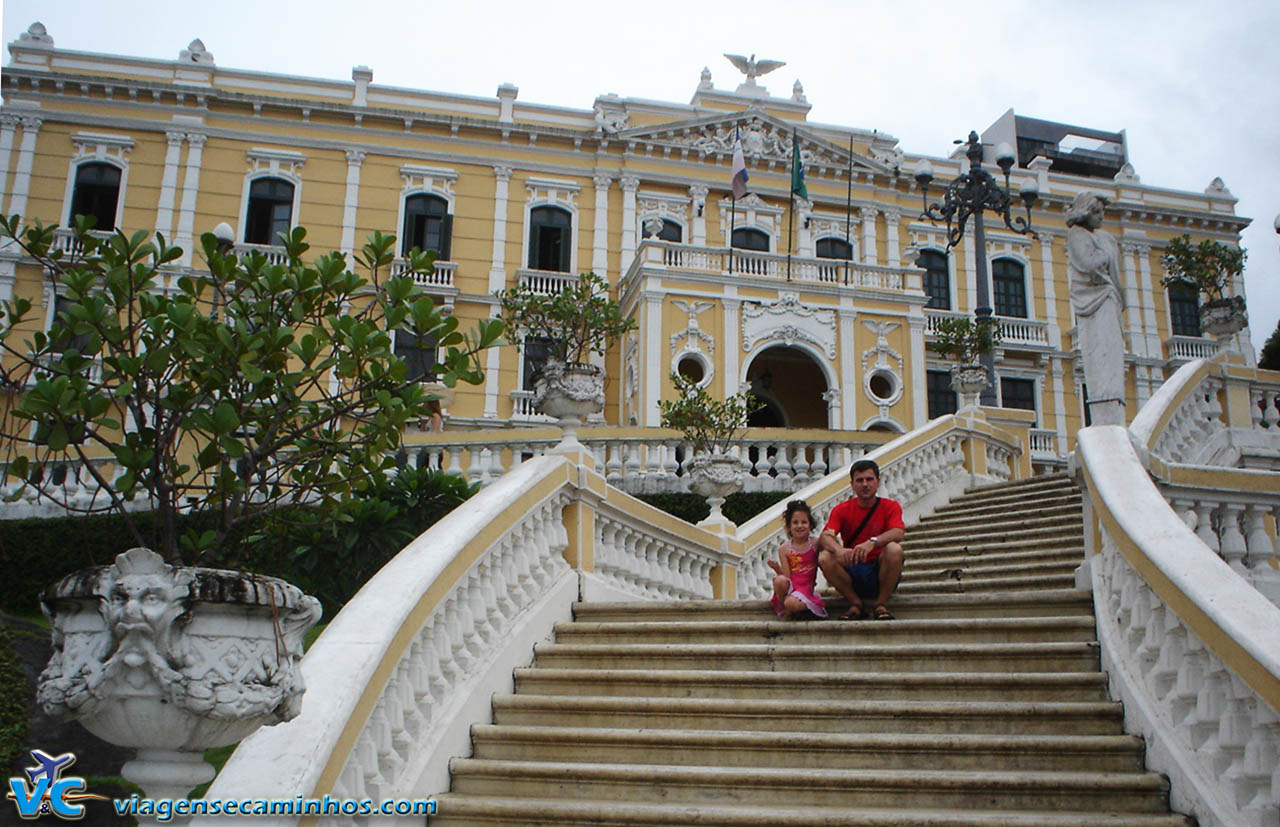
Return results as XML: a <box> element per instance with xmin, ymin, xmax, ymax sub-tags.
<box><xmin>744</xmin><ymin>346</ymin><xmax>831</xmax><ymax>429</ymax></box>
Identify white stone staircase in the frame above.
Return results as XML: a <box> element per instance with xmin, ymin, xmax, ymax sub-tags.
<box><xmin>428</xmin><ymin>473</ymin><xmax>1192</xmax><ymax>824</ymax></box>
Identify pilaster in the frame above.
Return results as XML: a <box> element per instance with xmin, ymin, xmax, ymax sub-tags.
<box><xmin>620</xmin><ymin>176</ymin><xmax>639</xmax><ymax>274</ymax></box>
<box><xmin>643</xmin><ymin>290</ymin><xmax>663</xmax><ymax>426</ymax></box>
<box><xmin>488</xmin><ymin>165</ymin><xmax>513</xmax><ymax>295</ymax></box>
<box><xmin>0</xmin><ymin>115</ymin><xmax>20</xmax><ymax>215</ymax></box>
<box><xmin>1119</xmin><ymin>240</ymin><xmax>1144</xmax><ymax>357</ymax></box>
<box><xmin>340</xmin><ymin>150</ymin><xmax>365</xmax><ymax>255</ymax></box>
<box><xmin>7</xmin><ymin>117</ymin><xmax>43</xmax><ymax>221</ymax></box>
<box><xmin>155</xmin><ymin>131</ymin><xmax>185</xmax><ymax>241</ymax></box>
<box><xmin>1038</xmin><ymin>230</ymin><xmax>1062</xmax><ymax>345</ymax></box>
<box><xmin>908</xmin><ymin>315</ymin><xmax>927</xmax><ymax>428</ymax></box>
<box><xmin>722</xmin><ymin>292</ymin><xmax>741</xmax><ymax>396</ymax></box>
<box><xmin>859</xmin><ymin>206</ymin><xmax>878</xmax><ymax>266</ymax></box>
<box><xmin>591</xmin><ymin>173</ymin><xmax>612</xmax><ymax>279</ymax></box>
<box><xmin>883</xmin><ymin>207</ymin><xmax>902</xmax><ymax>268</ymax></box>
<box><xmin>689</xmin><ymin>185</ymin><xmax>708</xmax><ymax>247</ymax></box>
<box><xmin>175</xmin><ymin>133</ymin><xmax>205</xmax><ymax>266</ymax></box>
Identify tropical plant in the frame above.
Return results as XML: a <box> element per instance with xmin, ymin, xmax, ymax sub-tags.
<box><xmin>1260</xmin><ymin>318</ymin><xmax>1280</xmax><ymax>371</ymax></box>
<box><xmin>658</xmin><ymin>374</ymin><xmax>762</xmax><ymax>456</ymax></box>
<box><xmin>0</xmin><ymin>217</ymin><xmax>503</xmax><ymax>566</ymax></box>
<box><xmin>495</xmin><ymin>271</ymin><xmax>635</xmax><ymax>366</ymax></box>
<box><xmin>929</xmin><ymin>316</ymin><xmax>1001</xmax><ymax>364</ymax></box>
<box><xmin>1159</xmin><ymin>233</ymin><xmax>1247</xmax><ymax>301</ymax></box>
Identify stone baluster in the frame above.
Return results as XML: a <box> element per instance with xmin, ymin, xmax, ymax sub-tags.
<box><xmin>774</xmin><ymin>443</ymin><xmax>793</xmax><ymax>488</ymax></box>
<box><xmin>1218</xmin><ymin>502</ymin><xmax>1249</xmax><ymax>574</ymax></box>
<box><xmin>1260</xmin><ymin>390</ymin><xmax>1279</xmax><ymax>430</ymax></box>
<box><xmin>1190</xmin><ymin>500</ymin><xmax>1218</xmax><ymax>552</ymax></box>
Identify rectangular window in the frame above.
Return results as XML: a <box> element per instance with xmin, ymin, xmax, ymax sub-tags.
<box><xmin>1000</xmin><ymin>377</ymin><xmax>1037</xmax><ymax>424</ymax></box>
<box><xmin>520</xmin><ymin>336</ymin><xmax>554</xmax><ymax>389</ymax></box>
<box><xmin>992</xmin><ymin>259</ymin><xmax>1027</xmax><ymax>318</ymax></box>
<box><xmin>927</xmin><ymin>370</ymin><xmax>958</xmax><ymax>420</ymax></box>
<box><xmin>394</xmin><ymin>332</ymin><xmax>437</xmax><ymax>383</ymax></box>
<box><xmin>1168</xmin><ymin>283</ymin><xmax>1201</xmax><ymax>337</ymax></box>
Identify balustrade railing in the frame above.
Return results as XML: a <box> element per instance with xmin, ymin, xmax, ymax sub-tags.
<box><xmin>1165</xmin><ymin>334</ymin><xmax>1223</xmax><ymax>363</ymax></box>
<box><xmin>50</xmin><ymin>227</ymin><xmax>113</xmax><ymax>256</ymax></box>
<box><xmin>231</xmin><ymin>242</ymin><xmax>290</xmax><ymax>267</ymax></box>
<box><xmin>390</xmin><ymin>258</ymin><xmax>457</xmax><ymax>290</ymax></box>
<box><xmin>924</xmin><ymin>308</ymin><xmax>1051</xmax><ymax>348</ymax></box>
<box><xmin>515</xmin><ymin>268</ymin><xmax>577</xmax><ymax>295</ymax></box>
<box><xmin>627</xmin><ymin>240</ymin><xmax>916</xmax><ymax>292</ymax></box>
<box><xmin>1030</xmin><ymin>428</ymin><xmax>1059</xmax><ymax>458</ymax></box>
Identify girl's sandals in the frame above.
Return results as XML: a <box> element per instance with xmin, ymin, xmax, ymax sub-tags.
<box><xmin>838</xmin><ymin>604</ymin><xmax>868</xmax><ymax>621</ymax></box>
<box><xmin>872</xmin><ymin>604</ymin><xmax>895</xmax><ymax>621</ymax></box>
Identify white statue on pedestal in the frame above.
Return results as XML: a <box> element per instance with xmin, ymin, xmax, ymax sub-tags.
<box><xmin>1066</xmin><ymin>192</ymin><xmax>1127</xmax><ymax>426</ymax></box>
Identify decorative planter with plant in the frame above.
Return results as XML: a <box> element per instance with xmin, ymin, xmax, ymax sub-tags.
<box><xmin>497</xmin><ymin>271</ymin><xmax>636</xmax><ymax>440</ymax></box>
<box><xmin>929</xmin><ymin>316</ymin><xmax>1001</xmax><ymax>410</ymax></box>
<box><xmin>1159</xmin><ymin>233</ymin><xmax>1249</xmax><ymax>338</ymax></box>
<box><xmin>0</xmin><ymin>217</ymin><xmax>502</xmax><ymax>801</ymax></box>
<box><xmin>658</xmin><ymin>374</ymin><xmax>762</xmax><ymax>525</ymax></box>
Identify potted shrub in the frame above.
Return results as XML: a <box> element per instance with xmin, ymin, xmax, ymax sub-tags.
<box><xmin>658</xmin><ymin>374</ymin><xmax>762</xmax><ymax>525</ymax></box>
<box><xmin>0</xmin><ymin>218</ymin><xmax>502</xmax><ymax>800</ymax></box>
<box><xmin>496</xmin><ymin>271</ymin><xmax>636</xmax><ymax>434</ymax></box>
<box><xmin>930</xmin><ymin>316</ymin><xmax>1001</xmax><ymax>409</ymax></box>
<box><xmin>1160</xmin><ymin>233</ymin><xmax>1249</xmax><ymax>337</ymax></box>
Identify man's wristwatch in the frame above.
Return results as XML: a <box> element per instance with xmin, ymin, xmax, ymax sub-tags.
<box><xmin>869</xmin><ymin>536</ymin><xmax>879</xmax><ymax>547</ymax></box>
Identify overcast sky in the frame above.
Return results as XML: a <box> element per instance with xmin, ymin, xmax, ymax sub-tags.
<box><xmin>4</xmin><ymin>0</ymin><xmax>1278</xmax><ymax>352</ymax></box>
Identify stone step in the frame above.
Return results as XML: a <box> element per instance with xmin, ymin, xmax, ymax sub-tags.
<box><xmin>551</xmin><ymin>616</ymin><xmax>1096</xmax><ymax>646</ymax></box>
<box><xmin>491</xmin><ymin>695</ymin><xmax>1126</xmax><ymax>736</ymax></box>
<box><xmin>531</xmin><ymin>641</ymin><xmax>1101</xmax><ymax>674</ymax></box>
<box><xmin>894</xmin><ymin>571</ymin><xmax>1078</xmax><ymax>594</ymax></box>
<box><xmin>901</xmin><ymin>557</ymin><xmax>1081</xmax><ymax>584</ymax></box>
<box><xmin>512</xmin><ymin>668</ymin><xmax>1109</xmax><ymax>702</ymax></box>
<box><xmin>571</xmin><ymin>590</ymin><xmax>1094</xmax><ymax>623</ymax></box>
<box><xmin>447</xmin><ymin>760</ymin><xmax>1169</xmax><ymax>812</ymax></box>
<box><xmin>468</xmin><ymin>725</ymin><xmax>1147</xmax><ymax>773</ymax></box>
<box><xmin>430</xmin><ymin>796</ymin><xmax>1193</xmax><ymax>827</ymax></box>
<box><xmin>908</xmin><ymin>519</ymin><xmax>1084</xmax><ymax>544</ymax></box>
<box><xmin>903</xmin><ymin>547</ymin><xmax>1082</xmax><ymax>573</ymax></box>
<box><xmin>910</xmin><ymin>502</ymin><xmax>1084</xmax><ymax>532</ymax></box>
<box><xmin>932</xmin><ymin>493</ymin><xmax>1083</xmax><ymax>519</ymax></box>
<box><xmin>962</xmin><ymin>473</ymin><xmax>1075</xmax><ymax>497</ymax></box>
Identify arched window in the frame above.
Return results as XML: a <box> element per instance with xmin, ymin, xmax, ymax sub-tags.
<box><xmin>731</xmin><ymin>227</ymin><xmax>769</xmax><ymax>252</ymax></box>
<box><xmin>642</xmin><ymin>219</ymin><xmax>682</xmax><ymax>242</ymax></box>
<box><xmin>402</xmin><ymin>194</ymin><xmax>452</xmax><ymax>258</ymax></box>
<box><xmin>244</xmin><ymin>177</ymin><xmax>295</xmax><ymax>245</ymax></box>
<box><xmin>528</xmin><ymin>206</ymin><xmax>572</xmax><ymax>272</ymax></box>
<box><xmin>68</xmin><ymin>162</ymin><xmax>121</xmax><ymax>231</ymax></box>
<box><xmin>816</xmin><ymin>237</ymin><xmax>852</xmax><ymax>260</ymax></box>
<box><xmin>1168</xmin><ymin>282</ymin><xmax>1200</xmax><ymax>336</ymax></box>
<box><xmin>917</xmin><ymin>250</ymin><xmax>950</xmax><ymax>310</ymax></box>
<box><xmin>992</xmin><ymin>257</ymin><xmax>1027</xmax><ymax>318</ymax></box>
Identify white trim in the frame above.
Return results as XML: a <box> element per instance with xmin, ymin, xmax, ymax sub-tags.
<box><xmin>521</xmin><ymin>181</ymin><xmax>579</xmax><ymax>274</ymax></box>
<box><xmin>989</xmin><ymin>253</ymin><xmax>1032</xmax><ymax>320</ymax></box>
<box><xmin>739</xmin><ymin>339</ymin><xmax>839</xmax><ymax>429</ymax></box>
<box><xmin>238</xmin><ymin>158</ymin><xmax>304</xmax><ymax>246</ymax></box>
<box><xmin>394</xmin><ymin>167</ymin><xmax>457</xmax><ymax>257</ymax></box>
<box><xmin>61</xmin><ymin>153</ymin><xmax>129</xmax><ymax>232</ymax></box>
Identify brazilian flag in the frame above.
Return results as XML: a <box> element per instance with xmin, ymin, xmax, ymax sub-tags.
<box><xmin>790</xmin><ymin>137</ymin><xmax>808</xmax><ymax>201</ymax></box>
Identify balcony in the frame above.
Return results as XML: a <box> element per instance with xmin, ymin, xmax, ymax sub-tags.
<box><xmin>924</xmin><ymin>308</ymin><xmax>1051</xmax><ymax>350</ymax></box>
<box><xmin>1165</xmin><ymin>335</ymin><xmax>1222</xmax><ymax>365</ymax></box>
<box><xmin>232</xmin><ymin>242</ymin><xmax>290</xmax><ymax>267</ymax></box>
<box><xmin>625</xmin><ymin>240</ymin><xmax>919</xmax><ymax>294</ymax></box>
<box><xmin>390</xmin><ymin>259</ymin><xmax>457</xmax><ymax>291</ymax></box>
<box><xmin>50</xmin><ymin>227</ymin><xmax>112</xmax><ymax>256</ymax></box>
<box><xmin>515</xmin><ymin>269</ymin><xmax>578</xmax><ymax>296</ymax></box>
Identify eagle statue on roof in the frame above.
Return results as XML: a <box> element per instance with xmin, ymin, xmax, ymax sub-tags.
<box><xmin>723</xmin><ymin>54</ymin><xmax>786</xmax><ymax>86</ymax></box>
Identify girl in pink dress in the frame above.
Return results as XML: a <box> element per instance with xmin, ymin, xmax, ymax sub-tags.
<box><xmin>768</xmin><ymin>499</ymin><xmax>827</xmax><ymax>619</ymax></box>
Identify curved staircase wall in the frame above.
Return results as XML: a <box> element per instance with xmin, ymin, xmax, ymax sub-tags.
<box><xmin>1075</xmin><ymin>353</ymin><xmax>1280</xmax><ymax>827</ymax></box>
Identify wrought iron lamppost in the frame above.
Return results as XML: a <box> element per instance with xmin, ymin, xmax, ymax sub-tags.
<box><xmin>914</xmin><ymin>131</ymin><xmax>1039</xmax><ymax>406</ymax></box>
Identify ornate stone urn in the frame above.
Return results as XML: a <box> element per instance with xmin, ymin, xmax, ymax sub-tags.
<box><xmin>688</xmin><ymin>452</ymin><xmax>745</xmax><ymax>526</ymax></box>
<box><xmin>1200</xmin><ymin>295</ymin><xmax>1248</xmax><ymax>338</ymax></box>
<box><xmin>533</xmin><ymin>359</ymin><xmax>605</xmax><ymax>451</ymax></box>
<box><xmin>38</xmin><ymin>548</ymin><xmax>321</xmax><ymax>805</ymax></box>
<box><xmin>950</xmin><ymin>364</ymin><xmax>990</xmax><ymax>410</ymax></box>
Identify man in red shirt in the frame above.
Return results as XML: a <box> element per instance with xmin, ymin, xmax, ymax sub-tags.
<box><xmin>817</xmin><ymin>459</ymin><xmax>905</xmax><ymax>620</ymax></box>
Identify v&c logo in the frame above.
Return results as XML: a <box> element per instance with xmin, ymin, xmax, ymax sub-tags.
<box><xmin>6</xmin><ymin>749</ymin><xmax>111</xmax><ymax>820</ymax></box>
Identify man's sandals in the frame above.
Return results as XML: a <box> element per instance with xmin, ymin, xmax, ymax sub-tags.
<box><xmin>872</xmin><ymin>604</ymin><xmax>895</xmax><ymax>620</ymax></box>
<box><xmin>838</xmin><ymin>603</ymin><xmax>895</xmax><ymax>621</ymax></box>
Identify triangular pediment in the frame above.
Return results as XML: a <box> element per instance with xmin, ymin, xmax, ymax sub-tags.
<box><xmin>614</xmin><ymin>109</ymin><xmax>891</xmax><ymax>176</ymax></box>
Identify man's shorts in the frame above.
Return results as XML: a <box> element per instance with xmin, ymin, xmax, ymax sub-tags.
<box><xmin>844</xmin><ymin>560</ymin><xmax>900</xmax><ymax>599</ymax></box>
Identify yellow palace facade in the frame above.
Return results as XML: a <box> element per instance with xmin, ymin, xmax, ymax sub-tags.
<box><xmin>0</xmin><ymin>24</ymin><xmax>1254</xmax><ymax>467</ymax></box>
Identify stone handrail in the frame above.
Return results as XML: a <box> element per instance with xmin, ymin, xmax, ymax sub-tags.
<box><xmin>1074</xmin><ymin>426</ymin><xmax>1280</xmax><ymax>827</ymax></box>
<box><xmin>198</xmin><ymin>450</ymin><xmax>739</xmax><ymax>823</ymax></box>
<box><xmin>734</xmin><ymin>412</ymin><xmax>1024</xmax><ymax>599</ymax></box>
<box><xmin>925</xmin><ymin>307</ymin><xmax>1051</xmax><ymax>349</ymax></box>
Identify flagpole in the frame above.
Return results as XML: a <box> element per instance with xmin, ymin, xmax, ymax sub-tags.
<box><xmin>786</xmin><ymin>127</ymin><xmax>796</xmax><ymax>281</ymax></box>
<box><xmin>844</xmin><ymin>134</ymin><xmax>854</xmax><ymax>286</ymax></box>
<box><xmin>729</xmin><ymin>125</ymin><xmax>739</xmax><ymax>275</ymax></box>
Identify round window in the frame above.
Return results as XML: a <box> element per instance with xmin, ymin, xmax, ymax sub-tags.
<box><xmin>677</xmin><ymin>355</ymin><xmax>705</xmax><ymax>384</ymax></box>
<box><xmin>869</xmin><ymin>371</ymin><xmax>896</xmax><ymax>401</ymax></box>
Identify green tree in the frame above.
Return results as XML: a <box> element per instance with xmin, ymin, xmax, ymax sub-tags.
<box><xmin>1159</xmin><ymin>233</ymin><xmax>1246</xmax><ymax>301</ymax></box>
<box><xmin>1260</xmin><ymin>318</ymin><xmax>1280</xmax><ymax>371</ymax></box>
<box><xmin>658</xmin><ymin>374</ymin><xmax>762</xmax><ymax>455</ymax></box>
<box><xmin>0</xmin><ymin>217</ymin><xmax>502</xmax><ymax>566</ymax></box>
<box><xmin>496</xmin><ymin>271</ymin><xmax>635</xmax><ymax>366</ymax></box>
<box><xmin>929</xmin><ymin>316</ymin><xmax>1001</xmax><ymax>364</ymax></box>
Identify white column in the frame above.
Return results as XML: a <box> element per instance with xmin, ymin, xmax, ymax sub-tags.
<box><xmin>6</xmin><ymin>117</ymin><xmax>43</xmax><ymax>221</ymax></box>
<box><xmin>839</xmin><ymin>307</ymin><xmax>858</xmax><ymax>427</ymax></box>
<box><xmin>643</xmin><ymin>290</ymin><xmax>663</xmax><ymax>426</ymax></box>
<box><xmin>340</xmin><ymin>150</ymin><xmax>365</xmax><ymax>255</ymax></box>
<box><xmin>883</xmin><ymin>208</ymin><xmax>902</xmax><ymax>268</ymax></box>
<box><xmin>1038</xmin><ymin>231</ymin><xmax>1061</xmax><ymax>345</ymax></box>
<box><xmin>859</xmin><ymin>206</ymin><xmax>878</xmax><ymax>266</ymax></box>
<box><xmin>723</xmin><ymin>293</ymin><xmax>741</xmax><ymax>395</ymax></box>
<box><xmin>591</xmin><ymin>173</ymin><xmax>611</xmax><ymax>279</ymax></box>
<box><xmin>175</xmin><ymin>132</ymin><xmax>206</xmax><ymax>266</ymax></box>
<box><xmin>797</xmin><ymin>201</ymin><xmax>813</xmax><ymax>257</ymax></box>
<box><xmin>620</xmin><ymin>176</ymin><xmax>639</xmax><ymax>275</ymax></box>
<box><xmin>1119</xmin><ymin>241</ymin><xmax>1142</xmax><ymax>356</ymax></box>
<box><xmin>962</xmin><ymin>227</ymin><xmax>977</xmax><ymax>314</ymax></box>
<box><xmin>689</xmin><ymin>185</ymin><xmax>708</xmax><ymax>247</ymax></box>
<box><xmin>0</xmin><ymin>115</ymin><xmax>20</xmax><ymax>215</ymax></box>
<box><xmin>483</xmin><ymin>306</ymin><xmax>501</xmax><ymax>419</ymax></box>
<box><xmin>488</xmin><ymin>165</ymin><xmax>512</xmax><ymax>294</ymax></box>
<box><xmin>1135</xmin><ymin>243</ymin><xmax>1161</xmax><ymax>358</ymax></box>
<box><xmin>908</xmin><ymin>315</ymin><xmax>927</xmax><ymax>428</ymax></box>
<box><xmin>154</xmin><ymin>131</ymin><xmax>185</xmax><ymax>242</ymax></box>
<box><xmin>0</xmin><ymin>258</ymin><xmax>16</xmax><ymax>303</ymax></box>
<box><xmin>1050</xmin><ymin>357</ymin><xmax>1069</xmax><ymax>454</ymax></box>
